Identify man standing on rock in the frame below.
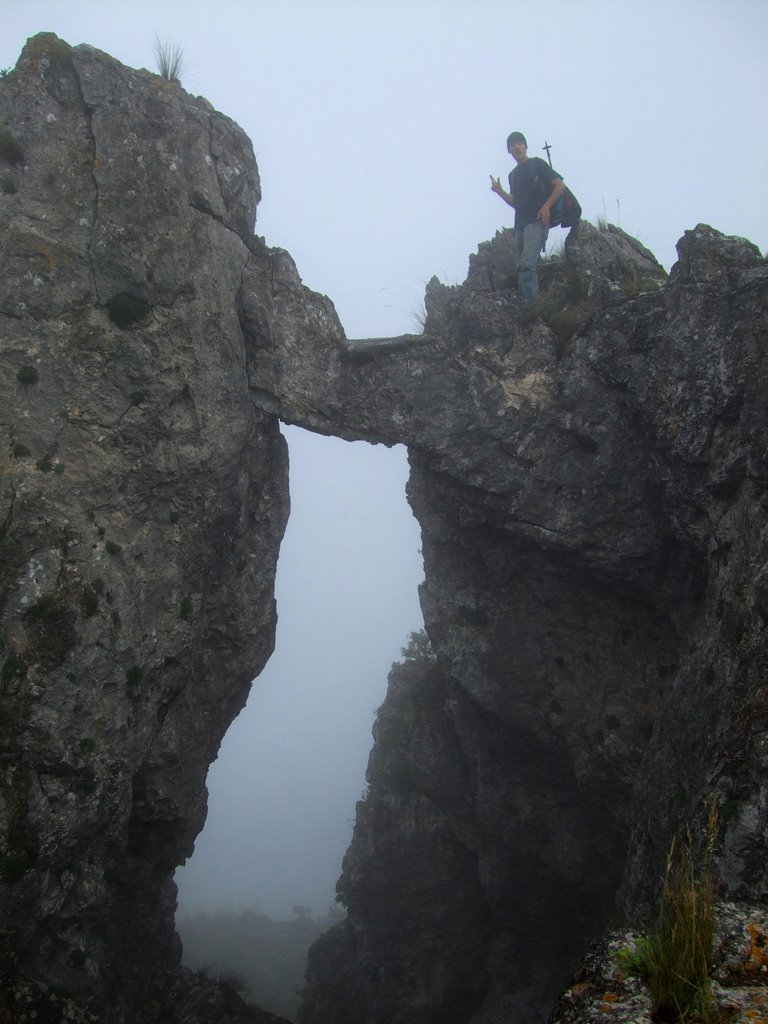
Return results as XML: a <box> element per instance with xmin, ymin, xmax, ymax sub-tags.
<box><xmin>490</xmin><ymin>131</ymin><xmax>564</xmax><ymax>302</ymax></box>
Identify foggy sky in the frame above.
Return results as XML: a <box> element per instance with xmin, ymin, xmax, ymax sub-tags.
<box><xmin>2</xmin><ymin>0</ymin><xmax>767</xmax><ymax>919</ymax></box>
<box><xmin>178</xmin><ymin>429</ymin><xmax>423</xmax><ymax>917</ymax></box>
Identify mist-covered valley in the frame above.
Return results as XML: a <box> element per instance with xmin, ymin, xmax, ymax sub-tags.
<box><xmin>178</xmin><ymin>904</ymin><xmax>345</xmax><ymax>1020</ymax></box>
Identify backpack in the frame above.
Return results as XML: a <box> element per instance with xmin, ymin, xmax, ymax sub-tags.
<box><xmin>522</xmin><ymin>159</ymin><xmax>582</xmax><ymax>228</ymax></box>
<box><xmin>549</xmin><ymin>184</ymin><xmax>582</xmax><ymax>228</ymax></box>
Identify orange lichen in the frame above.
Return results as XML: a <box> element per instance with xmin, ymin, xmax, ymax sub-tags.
<box><xmin>596</xmin><ymin>992</ymin><xmax>624</xmax><ymax>1012</ymax></box>
<box><xmin>39</xmin><ymin>242</ymin><xmax>57</xmax><ymax>274</ymax></box>
<box><xmin>747</xmin><ymin>923</ymin><xmax>768</xmax><ymax>972</ymax></box>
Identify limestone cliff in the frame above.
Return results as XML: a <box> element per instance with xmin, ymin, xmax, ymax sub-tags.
<box><xmin>0</xmin><ymin>34</ymin><xmax>305</xmax><ymax>1023</ymax></box>
<box><xmin>2</xmin><ymin>31</ymin><xmax>767</xmax><ymax>1024</ymax></box>
<box><xmin>293</xmin><ymin>226</ymin><xmax>768</xmax><ymax>1022</ymax></box>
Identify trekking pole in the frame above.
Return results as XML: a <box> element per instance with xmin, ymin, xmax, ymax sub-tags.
<box><xmin>541</xmin><ymin>141</ymin><xmax>555</xmax><ymax>251</ymax></box>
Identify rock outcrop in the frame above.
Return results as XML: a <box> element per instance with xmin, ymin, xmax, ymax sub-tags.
<box><xmin>295</xmin><ymin>227</ymin><xmax>768</xmax><ymax>1022</ymax></box>
<box><xmin>548</xmin><ymin>904</ymin><xmax>768</xmax><ymax>1024</ymax></box>
<box><xmin>2</xmin><ymin>32</ymin><xmax>767</xmax><ymax>1024</ymax></box>
<box><xmin>0</xmin><ymin>34</ymin><xmax>302</xmax><ymax>1023</ymax></box>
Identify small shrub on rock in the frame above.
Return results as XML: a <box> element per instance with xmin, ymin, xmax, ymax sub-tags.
<box><xmin>16</xmin><ymin>365</ymin><xmax>39</xmax><ymax>386</ymax></box>
<box><xmin>106</xmin><ymin>292</ymin><xmax>151</xmax><ymax>328</ymax></box>
<box><xmin>0</xmin><ymin>124</ymin><xmax>24</xmax><ymax>165</ymax></box>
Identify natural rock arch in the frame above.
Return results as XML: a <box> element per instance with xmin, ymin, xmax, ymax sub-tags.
<box><xmin>1</xmin><ymin>33</ymin><xmax>767</xmax><ymax>1024</ymax></box>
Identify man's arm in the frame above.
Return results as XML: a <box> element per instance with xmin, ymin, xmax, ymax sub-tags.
<box><xmin>490</xmin><ymin>175</ymin><xmax>516</xmax><ymax>208</ymax></box>
<box><xmin>538</xmin><ymin>176</ymin><xmax>564</xmax><ymax>229</ymax></box>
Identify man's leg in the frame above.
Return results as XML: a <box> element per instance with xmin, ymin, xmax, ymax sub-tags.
<box><xmin>516</xmin><ymin>222</ymin><xmax>547</xmax><ymax>301</ymax></box>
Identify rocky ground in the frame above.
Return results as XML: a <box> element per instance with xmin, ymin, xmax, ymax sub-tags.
<box><xmin>551</xmin><ymin>904</ymin><xmax>768</xmax><ymax>1024</ymax></box>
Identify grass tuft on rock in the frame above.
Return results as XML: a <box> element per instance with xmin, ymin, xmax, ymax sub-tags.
<box><xmin>153</xmin><ymin>35</ymin><xmax>185</xmax><ymax>85</ymax></box>
<box><xmin>624</xmin><ymin>806</ymin><xmax>718</xmax><ymax>1023</ymax></box>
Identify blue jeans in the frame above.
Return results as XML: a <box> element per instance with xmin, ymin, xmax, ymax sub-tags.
<box><xmin>515</xmin><ymin>221</ymin><xmax>548</xmax><ymax>301</ymax></box>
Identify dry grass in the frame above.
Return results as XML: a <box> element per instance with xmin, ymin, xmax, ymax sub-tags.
<box><xmin>630</xmin><ymin>805</ymin><xmax>718</xmax><ymax>1022</ymax></box>
<box><xmin>153</xmin><ymin>35</ymin><xmax>185</xmax><ymax>84</ymax></box>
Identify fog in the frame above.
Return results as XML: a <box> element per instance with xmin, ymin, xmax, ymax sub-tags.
<box><xmin>2</xmin><ymin>0</ymin><xmax>766</xmax><ymax>922</ymax></box>
<box><xmin>176</xmin><ymin>429</ymin><xmax>423</xmax><ymax>918</ymax></box>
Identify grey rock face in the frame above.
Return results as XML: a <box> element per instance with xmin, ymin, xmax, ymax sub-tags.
<box><xmin>295</xmin><ymin>224</ymin><xmax>768</xmax><ymax>1023</ymax></box>
<box><xmin>0</xmin><ymin>35</ymin><xmax>300</xmax><ymax>1022</ymax></box>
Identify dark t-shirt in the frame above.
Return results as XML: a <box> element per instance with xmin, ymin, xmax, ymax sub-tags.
<box><xmin>508</xmin><ymin>156</ymin><xmax>563</xmax><ymax>230</ymax></box>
